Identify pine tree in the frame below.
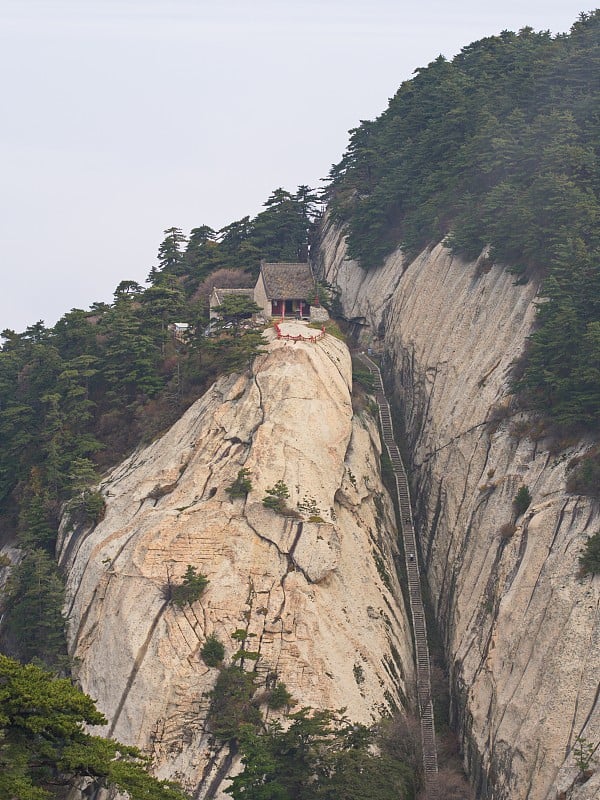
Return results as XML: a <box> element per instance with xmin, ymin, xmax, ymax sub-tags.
<box><xmin>101</xmin><ymin>304</ymin><xmax>164</xmax><ymax>404</ymax></box>
<box><xmin>226</xmin><ymin>709</ymin><xmax>414</xmax><ymax>800</ymax></box>
<box><xmin>0</xmin><ymin>655</ymin><xmax>188</xmax><ymax>800</ymax></box>
<box><xmin>185</xmin><ymin>226</ymin><xmax>224</xmax><ymax>286</ymax></box>
<box><xmin>150</xmin><ymin>227</ymin><xmax>188</xmax><ymax>282</ymax></box>
<box><xmin>3</xmin><ymin>549</ymin><xmax>68</xmax><ymax>670</ymax></box>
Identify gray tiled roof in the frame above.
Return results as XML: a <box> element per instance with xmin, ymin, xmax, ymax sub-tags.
<box><xmin>260</xmin><ymin>262</ymin><xmax>315</xmax><ymax>300</ymax></box>
<box><xmin>211</xmin><ymin>287</ymin><xmax>254</xmax><ymax>305</ymax></box>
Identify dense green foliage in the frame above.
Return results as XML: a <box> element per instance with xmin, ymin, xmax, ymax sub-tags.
<box><xmin>266</xmin><ymin>681</ymin><xmax>295</xmax><ymax>711</ymax></box>
<box><xmin>0</xmin><ymin>655</ymin><xmax>188</xmax><ymax>800</ymax></box>
<box><xmin>579</xmin><ymin>530</ymin><xmax>600</xmax><ymax>575</ymax></box>
<box><xmin>327</xmin><ymin>12</ymin><xmax>600</xmax><ymax>431</ymax></box>
<box><xmin>513</xmin><ymin>486</ymin><xmax>532</xmax><ymax>515</ymax></box>
<box><xmin>226</xmin><ymin>709</ymin><xmax>415</xmax><ymax>800</ymax></box>
<box><xmin>202</xmin><ymin>634</ymin><xmax>416</xmax><ymax>798</ymax></box>
<box><xmin>200</xmin><ymin>635</ymin><xmax>226</xmax><ymax>668</ymax></box>
<box><xmin>208</xmin><ymin>295</ymin><xmax>266</xmax><ymax>374</ymax></box>
<box><xmin>206</xmin><ymin>665</ymin><xmax>261</xmax><ymax>741</ymax></box>
<box><xmin>203</xmin><ymin>652</ymin><xmax>417</xmax><ymax>798</ymax></box>
<box><xmin>213</xmin><ymin>295</ymin><xmax>262</xmax><ymax>329</ymax></box>
<box><xmin>2</xmin><ymin>550</ymin><xmax>68</xmax><ymax>672</ymax></box>
<box><xmin>182</xmin><ymin>186</ymin><xmax>320</xmax><ymax>293</ymax></box>
<box><xmin>0</xmin><ymin>185</ymin><xmax>319</xmax><ymax>666</ymax></box>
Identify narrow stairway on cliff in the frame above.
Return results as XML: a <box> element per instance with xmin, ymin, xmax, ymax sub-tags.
<box><xmin>358</xmin><ymin>352</ymin><xmax>440</xmax><ymax>797</ymax></box>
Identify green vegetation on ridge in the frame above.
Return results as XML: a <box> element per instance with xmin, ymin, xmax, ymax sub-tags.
<box><xmin>0</xmin><ymin>186</ymin><xmax>322</xmax><ymax>797</ymax></box>
<box><xmin>327</xmin><ymin>11</ymin><xmax>600</xmax><ymax>432</ymax></box>
<box><xmin>201</xmin><ymin>621</ymin><xmax>421</xmax><ymax>800</ymax></box>
<box><xmin>0</xmin><ymin>186</ymin><xmax>320</xmax><ymax>669</ymax></box>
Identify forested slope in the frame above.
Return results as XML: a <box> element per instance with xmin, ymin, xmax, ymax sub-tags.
<box><xmin>327</xmin><ymin>11</ymin><xmax>600</xmax><ymax>433</ymax></box>
<box><xmin>0</xmin><ymin>187</ymin><xmax>320</xmax><ymax>669</ymax></box>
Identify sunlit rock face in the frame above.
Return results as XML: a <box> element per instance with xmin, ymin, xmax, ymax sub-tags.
<box><xmin>318</xmin><ymin>218</ymin><xmax>600</xmax><ymax>800</ymax></box>
<box><xmin>59</xmin><ymin>323</ymin><xmax>413</xmax><ymax>797</ymax></box>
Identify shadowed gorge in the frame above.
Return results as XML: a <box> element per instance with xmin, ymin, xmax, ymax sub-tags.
<box><xmin>319</xmin><ymin>225</ymin><xmax>600</xmax><ymax>800</ymax></box>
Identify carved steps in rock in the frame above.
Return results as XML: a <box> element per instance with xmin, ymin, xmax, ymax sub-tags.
<box><xmin>357</xmin><ymin>353</ymin><xmax>439</xmax><ymax>794</ymax></box>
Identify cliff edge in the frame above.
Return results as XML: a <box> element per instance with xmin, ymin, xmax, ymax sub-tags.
<box><xmin>318</xmin><ymin>218</ymin><xmax>600</xmax><ymax>800</ymax></box>
<box><xmin>59</xmin><ymin>322</ymin><xmax>413</xmax><ymax>796</ymax></box>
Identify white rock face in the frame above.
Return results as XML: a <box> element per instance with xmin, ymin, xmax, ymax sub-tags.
<box><xmin>318</xmin><ymin>218</ymin><xmax>600</xmax><ymax>800</ymax></box>
<box><xmin>60</xmin><ymin>323</ymin><xmax>413</xmax><ymax>797</ymax></box>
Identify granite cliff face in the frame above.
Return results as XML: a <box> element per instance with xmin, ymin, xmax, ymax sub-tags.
<box><xmin>58</xmin><ymin>324</ymin><xmax>413</xmax><ymax>796</ymax></box>
<box><xmin>318</xmin><ymin>218</ymin><xmax>600</xmax><ymax>800</ymax></box>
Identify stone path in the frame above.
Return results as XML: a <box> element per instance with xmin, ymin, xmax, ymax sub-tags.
<box><xmin>357</xmin><ymin>353</ymin><xmax>439</xmax><ymax>797</ymax></box>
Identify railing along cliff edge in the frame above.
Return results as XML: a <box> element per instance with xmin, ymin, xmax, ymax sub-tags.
<box><xmin>357</xmin><ymin>353</ymin><xmax>439</xmax><ymax>797</ymax></box>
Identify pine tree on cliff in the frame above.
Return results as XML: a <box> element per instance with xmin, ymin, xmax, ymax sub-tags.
<box><xmin>0</xmin><ymin>655</ymin><xmax>188</xmax><ymax>800</ymax></box>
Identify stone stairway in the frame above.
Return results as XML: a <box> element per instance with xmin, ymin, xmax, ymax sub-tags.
<box><xmin>358</xmin><ymin>353</ymin><xmax>439</xmax><ymax>797</ymax></box>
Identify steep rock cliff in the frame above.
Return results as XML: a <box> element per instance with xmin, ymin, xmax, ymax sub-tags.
<box><xmin>318</xmin><ymin>219</ymin><xmax>600</xmax><ymax>800</ymax></box>
<box><xmin>58</xmin><ymin>323</ymin><xmax>413</xmax><ymax>796</ymax></box>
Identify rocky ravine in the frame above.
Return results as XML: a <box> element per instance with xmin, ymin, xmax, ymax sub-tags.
<box><xmin>318</xmin><ymin>218</ymin><xmax>600</xmax><ymax>800</ymax></box>
<box><xmin>58</xmin><ymin>324</ymin><xmax>413</xmax><ymax>797</ymax></box>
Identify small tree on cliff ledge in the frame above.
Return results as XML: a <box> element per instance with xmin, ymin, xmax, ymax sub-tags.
<box><xmin>513</xmin><ymin>485</ymin><xmax>532</xmax><ymax>515</ymax></box>
<box><xmin>579</xmin><ymin>531</ymin><xmax>600</xmax><ymax>576</ymax></box>
<box><xmin>262</xmin><ymin>481</ymin><xmax>297</xmax><ymax>515</ymax></box>
<box><xmin>201</xmin><ymin>634</ymin><xmax>226</xmax><ymax>667</ymax></box>
<box><xmin>167</xmin><ymin>565</ymin><xmax>209</xmax><ymax>608</ymax></box>
<box><xmin>226</xmin><ymin>468</ymin><xmax>253</xmax><ymax>499</ymax></box>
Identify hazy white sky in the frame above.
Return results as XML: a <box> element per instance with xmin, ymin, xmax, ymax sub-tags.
<box><xmin>0</xmin><ymin>0</ymin><xmax>592</xmax><ymax>333</ymax></box>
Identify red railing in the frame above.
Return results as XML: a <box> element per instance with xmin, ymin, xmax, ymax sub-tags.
<box><xmin>273</xmin><ymin>321</ymin><xmax>325</xmax><ymax>343</ymax></box>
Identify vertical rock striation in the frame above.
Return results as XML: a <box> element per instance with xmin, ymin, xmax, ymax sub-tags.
<box><xmin>318</xmin><ymin>218</ymin><xmax>600</xmax><ymax>800</ymax></box>
<box><xmin>59</xmin><ymin>324</ymin><xmax>413</xmax><ymax>797</ymax></box>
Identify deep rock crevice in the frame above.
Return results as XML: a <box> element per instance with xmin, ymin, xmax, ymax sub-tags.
<box><xmin>318</xmin><ymin>219</ymin><xmax>600</xmax><ymax>800</ymax></box>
